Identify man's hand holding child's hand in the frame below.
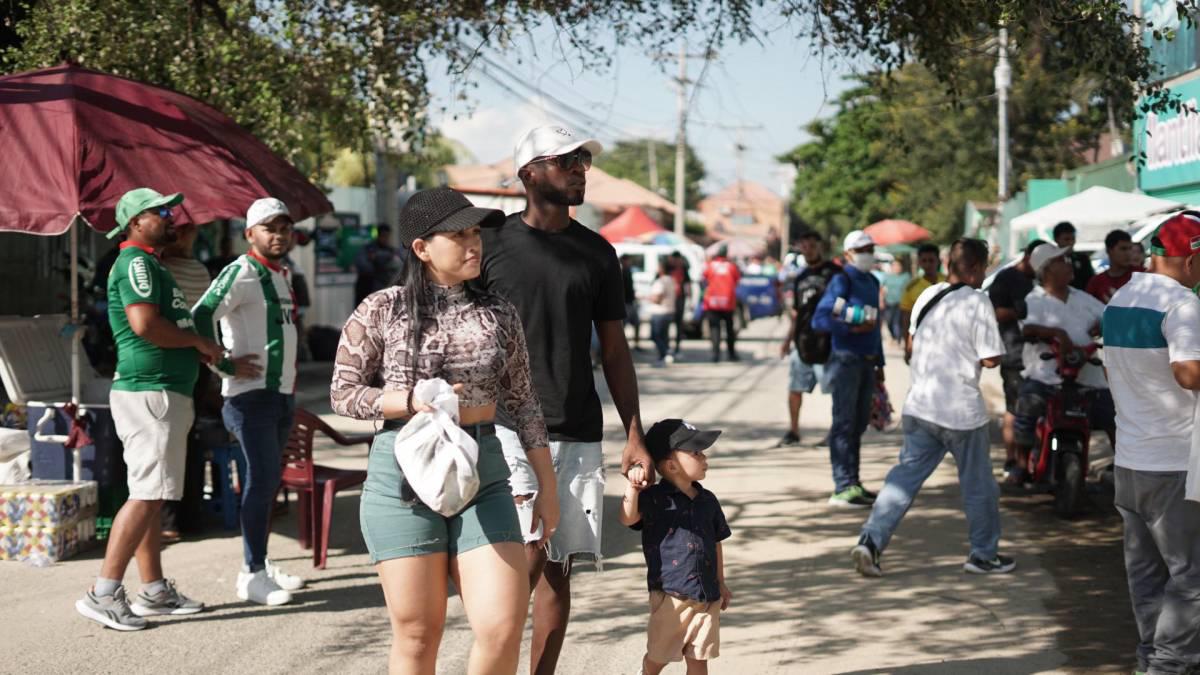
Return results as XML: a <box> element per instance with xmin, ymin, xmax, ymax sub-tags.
<box><xmin>627</xmin><ymin>464</ymin><xmax>648</xmax><ymax>490</ymax></box>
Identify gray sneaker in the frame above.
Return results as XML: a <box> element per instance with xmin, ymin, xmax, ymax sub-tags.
<box><xmin>75</xmin><ymin>586</ymin><xmax>148</xmax><ymax>631</ymax></box>
<box><xmin>130</xmin><ymin>579</ymin><xmax>204</xmax><ymax>616</ymax></box>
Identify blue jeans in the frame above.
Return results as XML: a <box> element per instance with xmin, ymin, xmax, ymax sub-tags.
<box><xmin>222</xmin><ymin>390</ymin><xmax>295</xmax><ymax>571</ymax></box>
<box><xmin>826</xmin><ymin>351</ymin><xmax>876</xmax><ymax>492</ymax></box>
<box><xmin>650</xmin><ymin>314</ymin><xmax>672</xmax><ymax>359</ymax></box>
<box><xmin>861</xmin><ymin>415</ymin><xmax>1001</xmax><ymax>560</ymax></box>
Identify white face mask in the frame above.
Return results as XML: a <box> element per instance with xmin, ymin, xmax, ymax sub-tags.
<box><xmin>850</xmin><ymin>252</ymin><xmax>875</xmax><ymax>272</ymax></box>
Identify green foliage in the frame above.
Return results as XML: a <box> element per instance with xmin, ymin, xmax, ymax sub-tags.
<box><xmin>594</xmin><ymin>138</ymin><xmax>706</xmax><ymax>209</ymax></box>
<box><xmin>779</xmin><ymin>44</ymin><xmax>1117</xmax><ymax>242</ymax></box>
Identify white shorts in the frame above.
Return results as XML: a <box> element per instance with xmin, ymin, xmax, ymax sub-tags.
<box><xmin>496</xmin><ymin>425</ymin><xmax>605</xmax><ymax>570</ymax></box>
<box><xmin>110</xmin><ymin>389</ymin><xmax>194</xmax><ymax>501</ymax></box>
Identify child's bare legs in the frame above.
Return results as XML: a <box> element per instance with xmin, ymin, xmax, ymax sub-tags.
<box><xmin>641</xmin><ymin>654</ymin><xmax>668</xmax><ymax>675</ymax></box>
<box><xmin>685</xmin><ymin>656</ymin><xmax>708</xmax><ymax>674</ymax></box>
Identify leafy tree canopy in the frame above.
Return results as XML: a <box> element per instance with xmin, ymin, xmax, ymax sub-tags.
<box><xmin>594</xmin><ymin>138</ymin><xmax>707</xmax><ymax>209</ymax></box>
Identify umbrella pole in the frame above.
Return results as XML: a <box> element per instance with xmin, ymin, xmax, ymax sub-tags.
<box><xmin>70</xmin><ymin>215</ymin><xmax>82</xmax><ymax>482</ymax></box>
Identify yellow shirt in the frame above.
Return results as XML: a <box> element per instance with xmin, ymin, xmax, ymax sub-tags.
<box><xmin>899</xmin><ymin>273</ymin><xmax>947</xmax><ymax>312</ymax></box>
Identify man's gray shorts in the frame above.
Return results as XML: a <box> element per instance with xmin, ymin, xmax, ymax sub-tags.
<box><xmin>1114</xmin><ymin>466</ymin><xmax>1200</xmax><ymax>674</ymax></box>
<box><xmin>496</xmin><ymin>426</ymin><xmax>605</xmax><ymax>571</ymax></box>
<box><xmin>788</xmin><ymin>349</ymin><xmax>827</xmax><ymax>394</ymax></box>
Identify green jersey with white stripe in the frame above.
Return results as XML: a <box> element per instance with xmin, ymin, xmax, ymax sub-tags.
<box><xmin>193</xmin><ymin>252</ymin><xmax>298</xmax><ymax>397</ymax></box>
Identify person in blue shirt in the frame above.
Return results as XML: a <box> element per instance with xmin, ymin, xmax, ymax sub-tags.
<box><xmin>812</xmin><ymin>230</ymin><xmax>884</xmax><ymax>508</ymax></box>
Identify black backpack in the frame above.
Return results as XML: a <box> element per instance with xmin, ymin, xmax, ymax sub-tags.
<box><xmin>793</xmin><ymin>265</ymin><xmax>844</xmax><ymax>365</ymax></box>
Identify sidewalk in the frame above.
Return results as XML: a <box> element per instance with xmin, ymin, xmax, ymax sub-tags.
<box><xmin>0</xmin><ymin>318</ymin><xmax>1134</xmax><ymax>674</ymax></box>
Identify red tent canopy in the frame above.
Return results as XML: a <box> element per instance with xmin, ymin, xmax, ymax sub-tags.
<box><xmin>599</xmin><ymin>206</ymin><xmax>666</xmax><ymax>243</ymax></box>
<box><xmin>864</xmin><ymin>219</ymin><xmax>931</xmax><ymax>246</ymax></box>
<box><xmin>0</xmin><ymin>63</ymin><xmax>331</xmax><ymax>236</ymax></box>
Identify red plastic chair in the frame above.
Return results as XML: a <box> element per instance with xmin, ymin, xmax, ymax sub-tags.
<box><xmin>279</xmin><ymin>408</ymin><xmax>372</xmax><ymax>569</ymax></box>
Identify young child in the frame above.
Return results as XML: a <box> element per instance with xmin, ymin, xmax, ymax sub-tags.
<box><xmin>620</xmin><ymin>418</ymin><xmax>733</xmax><ymax>675</ymax></box>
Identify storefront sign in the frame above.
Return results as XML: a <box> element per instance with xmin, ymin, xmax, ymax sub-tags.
<box><xmin>1136</xmin><ymin>71</ymin><xmax>1200</xmax><ymax>192</ymax></box>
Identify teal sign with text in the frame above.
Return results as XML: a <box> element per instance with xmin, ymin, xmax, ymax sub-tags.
<box><xmin>1136</xmin><ymin>71</ymin><xmax>1200</xmax><ymax>192</ymax></box>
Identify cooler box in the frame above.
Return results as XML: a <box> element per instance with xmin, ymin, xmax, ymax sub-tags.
<box><xmin>0</xmin><ymin>315</ymin><xmax>124</xmax><ymax>539</ymax></box>
<box><xmin>0</xmin><ymin>480</ymin><xmax>99</xmax><ymax>562</ymax></box>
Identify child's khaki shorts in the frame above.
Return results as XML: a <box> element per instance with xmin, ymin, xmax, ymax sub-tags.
<box><xmin>646</xmin><ymin>590</ymin><xmax>721</xmax><ymax>663</ymax></box>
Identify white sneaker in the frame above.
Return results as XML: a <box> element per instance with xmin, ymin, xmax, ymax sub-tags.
<box><xmin>236</xmin><ymin>569</ymin><xmax>292</xmax><ymax>606</ymax></box>
<box><xmin>664</xmin><ymin>354</ymin><xmax>675</xmax><ymax>365</ymax></box>
<box><xmin>265</xmin><ymin>558</ymin><xmax>305</xmax><ymax>591</ymax></box>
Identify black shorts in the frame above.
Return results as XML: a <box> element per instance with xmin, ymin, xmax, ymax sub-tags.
<box><xmin>1000</xmin><ymin>366</ymin><xmax>1023</xmax><ymax>415</ymax></box>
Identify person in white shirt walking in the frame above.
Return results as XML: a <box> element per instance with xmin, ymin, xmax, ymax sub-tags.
<box><xmin>852</xmin><ymin>238</ymin><xmax>1015</xmax><ymax>577</ymax></box>
<box><xmin>642</xmin><ymin>262</ymin><xmax>677</xmax><ymax>366</ymax></box>
<box><xmin>193</xmin><ymin>198</ymin><xmax>305</xmax><ymax>605</ymax></box>
<box><xmin>1102</xmin><ymin>212</ymin><xmax>1200</xmax><ymax>675</ymax></box>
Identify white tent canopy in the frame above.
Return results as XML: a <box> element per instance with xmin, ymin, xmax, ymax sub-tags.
<box><xmin>1010</xmin><ymin>186</ymin><xmax>1183</xmax><ymax>244</ymax></box>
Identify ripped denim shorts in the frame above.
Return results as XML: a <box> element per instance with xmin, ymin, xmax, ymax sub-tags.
<box><xmin>495</xmin><ymin>425</ymin><xmax>606</xmax><ymax>571</ymax></box>
<box><xmin>359</xmin><ymin>429</ymin><xmax>523</xmax><ymax>563</ymax></box>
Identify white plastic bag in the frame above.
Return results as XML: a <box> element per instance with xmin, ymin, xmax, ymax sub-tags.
<box><xmin>392</xmin><ymin>378</ymin><xmax>480</xmax><ymax>516</ymax></box>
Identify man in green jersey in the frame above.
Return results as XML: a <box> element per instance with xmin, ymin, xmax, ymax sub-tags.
<box><xmin>76</xmin><ymin>188</ymin><xmax>223</xmax><ymax>632</ymax></box>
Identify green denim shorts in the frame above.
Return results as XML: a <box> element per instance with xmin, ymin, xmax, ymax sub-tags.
<box><xmin>359</xmin><ymin>429</ymin><xmax>523</xmax><ymax>563</ymax></box>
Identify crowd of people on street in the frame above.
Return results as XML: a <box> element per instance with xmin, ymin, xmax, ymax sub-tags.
<box><xmin>68</xmin><ymin>121</ymin><xmax>1200</xmax><ymax>675</ymax></box>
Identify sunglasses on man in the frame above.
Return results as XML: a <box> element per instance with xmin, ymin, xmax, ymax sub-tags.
<box><xmin>142</xmin><ymin>205</ymin><xmax>175</xmax><ymax>220</ymax></box>
<box><xmin>529</xmin><ymin>148</ymin><xmax>592</xmax><ymax>172</ymax></box>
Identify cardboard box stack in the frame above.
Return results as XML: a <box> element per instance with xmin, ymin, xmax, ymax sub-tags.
<box><xmin>1</xmin><ymin>480</ymin><xmax>98</xmax><ymax>562</ymax></box>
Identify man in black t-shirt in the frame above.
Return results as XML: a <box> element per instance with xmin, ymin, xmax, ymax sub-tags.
<box><xmin>1053</xmin><ymin>221</ymin><xmax>1094</xmax><ymax>291</ymax></box>
<box><xmin>988</xmin><ymin>239</ymin><xmax>1042</xmax><ymax>483</ymax></box>
<box><xmin>778</xmin><ymin>231</ymin><xmax>841</xmax><ymax>447</ymax></box>
<box><xmin>479</xmin><ymin>125</ymin><xmax>650</xmax><ymax>674</ymax></box>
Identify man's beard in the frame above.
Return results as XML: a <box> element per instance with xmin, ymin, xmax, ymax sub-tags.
<box><xmin>533</xmin><ymin>181</ymin><xmax>584</xmax><ymax>207</ymax></box>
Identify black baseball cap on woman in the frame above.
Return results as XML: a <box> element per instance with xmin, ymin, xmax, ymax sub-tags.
<box><xmin>398</xmin><ymin>187</ymin><xmax>505</xmax><ymax>248</ymax></box>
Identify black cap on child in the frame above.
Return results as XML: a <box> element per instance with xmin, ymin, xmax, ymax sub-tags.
<box><xmin>645</xmin><ymin>419</ymin><xmax>722</xmax><ymax>463</ymax></box>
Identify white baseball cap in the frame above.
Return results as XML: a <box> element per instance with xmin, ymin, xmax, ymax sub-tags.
<box><xmin>245</xmin><ymin>198</ymin><xmax>292</xmax><ymax>230</ymax></box>
<box><xmin>513</xmin><ymin>125</ymin><xmax>604</xmax><ymax>176</ymax></box>
<box><xmin>843</xmin><ymin>230</ymin><xmax>875</xmax><ymax>252</ymax></box>
<box><xmin>1030</xmin><ymin>243</ymin><xmax>1070</xmax><ymax>274</ymax></box>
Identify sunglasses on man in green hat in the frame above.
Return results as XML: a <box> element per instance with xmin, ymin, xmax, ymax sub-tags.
<box><xmin>107</xmin><ymin>188</ymin><xmax>185</xmax><ymax>240</ymax></box>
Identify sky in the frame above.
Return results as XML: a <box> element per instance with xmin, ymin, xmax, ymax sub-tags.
<box><xmin>426</xmin><ymin>16</ymin><xmax>862</xmax><ymax>199</ymax></box>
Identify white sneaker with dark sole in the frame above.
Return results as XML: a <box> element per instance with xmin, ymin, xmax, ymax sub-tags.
<box><xmin>852</xmin><ymin>544</ymin><xmax>883</xmax><ymax>578</ymax></box>
<box><xmin>75</xmin><ymin>587</ymin><xmax>148</xmax><ymax>631</ymax></box>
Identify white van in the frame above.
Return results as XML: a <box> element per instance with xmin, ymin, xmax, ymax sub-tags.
<box><xmin>613</xmin><ymin>241</ymin><xmax>706</xmax><ymax>336</ymax></box>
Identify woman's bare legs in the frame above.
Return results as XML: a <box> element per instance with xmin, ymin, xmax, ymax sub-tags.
<box><xmin>377</xmin><ymin>554</ymin><xmax>450</xmax><ymax>675</ymax></box>
<box><xmin>450</xmin><ymin>542</ymin><xmax>530</xmax><ymax>675</ymax></box>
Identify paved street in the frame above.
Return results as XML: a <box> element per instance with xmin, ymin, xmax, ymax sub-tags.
<box><xmin>2</xmin><ymin>317</ymin><xmax>1135</xmax><ymax>674</ymax></box>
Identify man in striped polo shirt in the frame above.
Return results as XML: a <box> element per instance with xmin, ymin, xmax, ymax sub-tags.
<box><xmin>1103</xmin><ymin>211</ymin><xmax>1200</xmax><ymax>675</ymax></box>
<box><xmin>194</xmin><ymin>198</ymin><xmax>304</xmax><ymax>606</ymax></box>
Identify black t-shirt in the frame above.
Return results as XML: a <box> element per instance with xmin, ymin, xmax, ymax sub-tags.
<box><xmin>988</xmin><ymin>265</ymin><xmax>1035</xmax><ymax>368</ymax></box>
<box><xmin>479</xmin><ymin>214</ymin><xmax>626</xmax><ymax>442</ymax></box>
<box><xmin>791</xmin><ymin>259</ymin><xmax>842</xmax><ymax>362</ymax></box>
<box><xmin>1069</xmin><ymin>251</ymin><xmax>1094</xmax><ymax>291</ymax></box>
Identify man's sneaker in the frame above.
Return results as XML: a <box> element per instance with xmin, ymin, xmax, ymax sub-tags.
<box><xmin>776</xmin><ymin>431</ymin><xmax>801</xmax><ymax>447</ymax></box>
<box><xmin>664</xmin><ymin>354</ymin><xmax>676</xmax><ymax>365</ymax></box>
<box><xmin>237</xmin><ymin>569</ymin><xmax>292</xmax><ymax>606</ymax></box>
<box><xmin>857</xmin><ymin>484</ymin><xmax>878</xmax><ymax>500</ymax></box>
<box><xmin>75</xmin><ymin>586</ymin><xmax>147</xmax><ymax>631</ymax></box>
<box><xmin>963</xmin><ymin>554</ymin><xmax>1017</xmax><ymax>575</ymax></box>
<box><xmin>130</xmin><ymin>579</ymin><xmax>205</xmax><ymax>616</ymax></box>
<box><xmin>851</xmin><ymin>535</ymin><xmax>883</xmax><ymax>578</ymax></box>
<box><xmin>265</xmin><ymin>559</ymin><xmax>305</xmax><ymax>591</ymax></box>
<box><xmin>828</xmin><ymin>485</ymin><xmax>874</xmax><ymax>508</ymax></box>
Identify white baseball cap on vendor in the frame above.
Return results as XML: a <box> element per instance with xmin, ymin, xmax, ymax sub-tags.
<box><xmin>108</xmin><ymin>188</ymin><xmax>184</xmax><ymax>239</ymax></box>
<box><xmin>513</xmin><ymin>125</ymin><xmax>604</xmax><ymax>176</ymax></box>
<box><xmin>843</xmin><ymin>230</ymin><xmax>875</xmax><ymax>252</ymax></box>
<box><xmin>245</xmin><ymin>198</ymin><xmax>292</xmax><ymax>229</ymax></box>
<box><xmin>1030</xmin><ymin>243</ymin><xmax>1070</xmax><ymax>275</ymax></box>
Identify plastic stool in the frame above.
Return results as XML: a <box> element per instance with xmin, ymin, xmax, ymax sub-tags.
<box><xmin>209</xmin><ymin>443</ymin><xmax>246</xmax><ymax>530</ymax></box>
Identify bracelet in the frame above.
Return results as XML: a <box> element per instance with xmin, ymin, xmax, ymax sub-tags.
<box><xmin>406</xmin><ymin>389</ymin><xmax>416</xmax><ymax>416</ymax></box>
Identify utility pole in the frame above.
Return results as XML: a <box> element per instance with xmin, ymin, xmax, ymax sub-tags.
<box><xmin>674</xmin><ymin>42</ymin><xmax>688</xmax><ymax>238</ymax></box>
<box><xmin>647</xmin><ymin>137</ymin><xmax>660</xmax><ymax>193</ymax></box>
<box><xmin>995</xmin><ymin>27</ymin><xmax>1010</xmax><ymax>203</ymax></box>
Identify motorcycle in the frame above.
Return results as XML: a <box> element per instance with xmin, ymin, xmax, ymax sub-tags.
<box><xmin>1028</xmin><ymin>337</ymin><xmax>1102</xmax><ymax>517</ymax></box>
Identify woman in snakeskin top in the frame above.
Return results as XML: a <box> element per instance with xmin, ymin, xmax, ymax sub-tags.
<box><xmin>330</xmin><ymin>188</ymin><xmax>558</xmax><ymax>674</ymax></box>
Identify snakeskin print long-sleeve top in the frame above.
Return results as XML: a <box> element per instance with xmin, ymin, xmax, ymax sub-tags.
<box><xmin>330</xmin><ymin>283</ymin><xmax>549</xmax><ymax>450</ymax></box>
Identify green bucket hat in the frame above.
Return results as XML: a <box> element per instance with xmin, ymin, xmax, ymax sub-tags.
<box><xmin>108</xmin><ymin>188</ymin><xmax>185</xmax><ymax>239</ymax></box>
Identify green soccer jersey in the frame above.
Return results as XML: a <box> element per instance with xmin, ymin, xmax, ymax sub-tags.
<box><xmin>107</xmin><ymin>242</ymin><xmax>199</xmax><ymax>395</ymax></box>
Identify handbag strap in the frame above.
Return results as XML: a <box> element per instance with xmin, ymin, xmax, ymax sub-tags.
<box><xmin>914</xmin><ymin>283</ymin><xmax>968</xmax><ymax>333</ymax></box>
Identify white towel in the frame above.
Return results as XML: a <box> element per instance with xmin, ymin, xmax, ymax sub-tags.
<box><xmin>392</xmin><ymin>379</ymin><xmax>480</xmax><ymax>516</ymax></box>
